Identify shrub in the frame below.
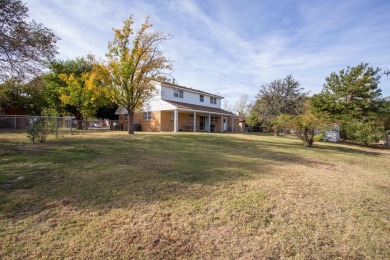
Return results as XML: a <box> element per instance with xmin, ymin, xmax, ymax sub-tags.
<box><xmin>346</xmin><ymin>119</ymin><xmax>384</xmax><ymax>146</ymax></box>
<box><xmin>313</xmin><ymin>133</ymin><xmax>324</xmax><ymax>142</ymax></box>
<box><xmin>275</xmin><ymin>101</ymin><xmax>331</xmax><ymax>147</ymax></box>
<box><xmin>27</xmin><ymin>117</ymin><xmax>50</xmax><ymax>143</ymax></box>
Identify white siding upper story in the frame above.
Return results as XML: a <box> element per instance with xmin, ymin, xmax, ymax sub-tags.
<box><xmin>142</xmin><ymin>81</ymin><xmax>224</xmax><ymax>112</ymax></box>
<box><xmin>156</xmin><ymin>82</ymin><xmax>223</xmax><ymax>108</ymax></box>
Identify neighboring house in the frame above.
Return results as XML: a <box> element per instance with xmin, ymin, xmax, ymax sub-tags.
<box><xmin>115</xmin><ymin>81</ymin><xmax>240</xmax><ymax>132</ymax></box>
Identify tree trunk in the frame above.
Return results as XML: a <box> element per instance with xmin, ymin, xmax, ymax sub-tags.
<box><xmin>74</xmin><ymin>110</ymin><xmax>83</xmax><ymax>130</ymax></box>
<box><xmin>83</xmin><ymin>118</ymin><xmax>89</xmax><ymax>130</ymax></box>
<box><xmin>341</xmin><ymin>130</ymin><xmax>347</xmax><ymax>142</ymax></box>
<box><xmin>77</xmin><ymin>119</ymin><xmax>83</xmax><ymax>130</ymax></box>
<box><xmin>302</xmin><ymin>127</ymin><xmax>313</xmax><ymax>147</ymax></box>
<box><xmin>127</xmin><ymin>111</ymin><xmax>134</xmax><ymax>134</ymax></box>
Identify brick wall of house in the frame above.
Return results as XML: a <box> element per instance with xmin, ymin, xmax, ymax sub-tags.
<box><xmin>119</xmin><ymin>111</ymin><xmax>161</xmax><ymax>132</ymax></box>
<box><xmin>142</xmin><ymin>111</ymin><xmax>161</xmax><ymax>131</ymax></box>
<box><xmin>119</xmin><ymin>112</ymin><xmax>241</xmax><ymax>133</ymax></box>
<box><xmin>160</xmin><ymin>111</ymin><xmax>174</xmax><ymax>131</ymax></box>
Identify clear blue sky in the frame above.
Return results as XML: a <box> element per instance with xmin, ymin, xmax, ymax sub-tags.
<box><xmin>25</xmin><ymin>0</ymin><xmax>390</xmax><ymax>104</ymax></box>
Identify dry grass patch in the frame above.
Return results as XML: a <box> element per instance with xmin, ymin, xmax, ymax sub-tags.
<box><xmin>0</xmin><ymin>132</ymin><xmax>389</xmax><ymax>259</ymax></box>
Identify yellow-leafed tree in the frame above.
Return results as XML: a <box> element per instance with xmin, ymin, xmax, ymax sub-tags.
<box><xmin>57</xmin><ymin>57</ymin><xmax>110</xmax><ymax>129</ymax></box>
<box><xmin>105</xmin><ymin>16</ymin><xmax>172</xmax><ymax>134</ymax></box>
<box><xmin>275</xmin><ymin>101</ymin><xmax>331</xmax><ymax>147</ymax></box>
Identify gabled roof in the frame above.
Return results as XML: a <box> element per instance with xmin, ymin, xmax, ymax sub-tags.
<box><xmin>164</xmin><ymin>100</ymin><xmax>235</xmax><ymax>116</ymax></box>
<box><xmin>160</xmin><ymin>82</ymin><xmax>224</xmax><ymax>99</ymax></box>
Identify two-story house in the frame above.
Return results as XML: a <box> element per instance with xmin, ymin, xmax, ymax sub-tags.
<box><xmin>115</xmin><ymin>81</ymin><xmax>240</xmax><ymax>132</ymax></box>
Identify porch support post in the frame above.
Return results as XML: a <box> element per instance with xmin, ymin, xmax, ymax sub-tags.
<box><xmin>208</xmin><ymin>114</ymin><xmax>211</xmax><ymax>132</ymax></box>
<box><xmin>193</xmin><ymin>111</ymin><xmax>196</xmax><ymax>132</ymax></box>
<box><xmin>231</xmin><ymin>116</ymin><xmax>234</xmax><ymax>132</ymax></box>
<box><xmin>221</xmin><ymin>116</ymin><xmax>224</xmax><ymax>132</ymax></box>
<box><xmin>174</xmin><ymin>109</ymin><xmax>178</xmax><ymax>132</ymax></box>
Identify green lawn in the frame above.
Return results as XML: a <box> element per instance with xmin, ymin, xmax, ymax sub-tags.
<box><xmin>1</xmin><ymin>132</ymin><xmax>389</xmax><ymax>259</ymax></box>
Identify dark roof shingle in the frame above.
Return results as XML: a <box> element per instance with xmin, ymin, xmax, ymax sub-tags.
<box><xmin>164</xmin><ymin>100</ymin><xmax>235</xmax><ymax>116</ymax></box>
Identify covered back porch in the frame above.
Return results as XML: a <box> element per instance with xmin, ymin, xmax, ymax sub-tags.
<box><xmin>161</xmin><ymin>109</ymin><xmax>237</xmax><ymax>133</ymax></box>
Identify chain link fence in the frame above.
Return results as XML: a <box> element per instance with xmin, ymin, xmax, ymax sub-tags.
<box><xmin>0</xmin><ymin>115</ymin><xmax>123</xmax><ymax>142</ymax></box>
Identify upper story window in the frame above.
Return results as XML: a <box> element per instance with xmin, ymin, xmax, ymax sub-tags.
<box><xmin>174</xmin><ymin>89</ymin><xmax>183</xmax><ymax>98</ymax></box>
<box><xmin>144</xmin><ymin>111</ymin><xmax>152</xmax><ymax>121</ymax></box>
<box><xmin>200</xmin><ymin>95</ymin><xmax>204</xmax><ymax>102</ymax></box>
<box><xmin>210</xmin><ymin>97</ymin><xmax>217</xmax><ymax>104</ymax></box>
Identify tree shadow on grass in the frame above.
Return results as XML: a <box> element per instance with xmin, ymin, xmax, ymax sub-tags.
<box><xmin>0</xmin><ymin>133</ymin><xmax>360</xmax><ymax>220</ymax></box>
<box><xmin>237</xmin><ymin>135</ymin><xmax>385</xmax><ymax>157</ymax></box>
<box><xmin>313</xmin><ymin>142</ymin><xmax>386</xmax><ymax>157</ymax></box>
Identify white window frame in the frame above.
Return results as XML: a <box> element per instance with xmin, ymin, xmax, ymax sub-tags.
<box><xmin>210</xmin><ymin>97</ymin><xmax>217</xmax><ymax>104</ymax></box>
<box><xmin>144</xmin><ymin>111</ymin><xmax>152</xmax><ymax>121</ymax></box>
<box><xmin>174</xmin><ymin>89</ymin><xmax>183</xmax><ymax>98</ymax></box>
<box><xmin>200</xmin><ymin>95</ymin><xmax>204</xmax><ymax>102</ymax></box>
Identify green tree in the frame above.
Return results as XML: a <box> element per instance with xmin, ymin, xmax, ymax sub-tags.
<box><xmin>0</xmin><ymin>0</ymin><xmax>58</xmax><ymax>82</ymax></box>
<box><xmin>312</xmin><ymin>63</ymin><xmax>384</xmax><ymax>145</ymax></box>
<box><xmin>379</xmin><ymin>97</ymin><xmax>390</xmax><ymax>131</ymax></box>
<box><xmin>59</xmin><ymin>63</ymin><xmax>109</xmax><ymax>119</ymax></box>
<box><xmin>0</xmin><ymin>76</ymin><xmax>47</xmax><ymax>115</ymax></box>
<box><xmin>344</xmin><ymin>120</ymin><xmax>384</xmax><ymax>146</ymax></box>
<box><xmin>46</xmin><ymin>58</ymin><xmax>91</xmax><ymax>120</ymax></box>
<box><xmin>46</xmin><ymin>57</ymin><xmax>110</xmax><ymax>129</ymax></box>
<box><xmin>245</xmin><ymin>112</ymin><xmax>259</xmax><ymax>132</ymax></box>
<box><xmin>104</xmin><ymin>16</ymin><xmax>172</xmax><ymax>134</ymax></box>
<box><xmin>252</xmin><ymin>75</ymin><xmax>307</xmax><ymax>135</ymax></box>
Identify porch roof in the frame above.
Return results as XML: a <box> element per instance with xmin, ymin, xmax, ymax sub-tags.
<box><xmin>164</xmin><ymin>100</ymin><xmax>235</xmax><ymax>116</ymax></box>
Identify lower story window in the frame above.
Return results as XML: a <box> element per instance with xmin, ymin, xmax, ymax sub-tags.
<box><xmin>144</xmin><ymin>111</ymin><xmax>152</xmax><ymax>121</ymax></box>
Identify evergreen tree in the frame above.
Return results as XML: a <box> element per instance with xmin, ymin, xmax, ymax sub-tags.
<box><xmin>312</xmin><ymin>63</ymin><xmax>385</xmax><ymax>145</ymax></box>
